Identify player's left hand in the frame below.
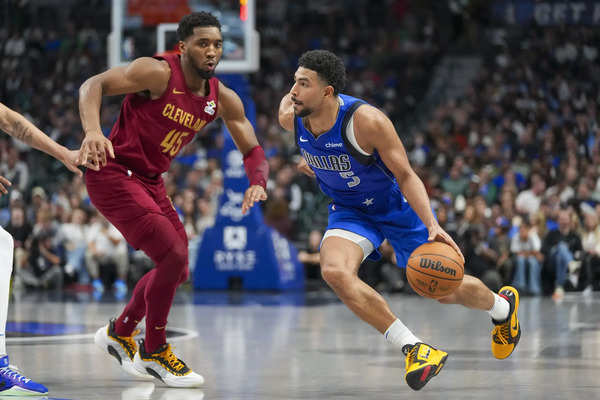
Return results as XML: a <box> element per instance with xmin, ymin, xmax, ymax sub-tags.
<box><xmin>427</xmin><ymin>223</ymin><xmax>465</xmax><ymax>263</ymax></box>
<box><xmin>242</xmin><ymin>185</ymin><xmax>267</xmax><ymax>214</ymax></box>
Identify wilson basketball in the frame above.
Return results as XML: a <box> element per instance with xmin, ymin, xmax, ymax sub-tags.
<box><xmin>406</xmin><ymin>242</ymin><xmax>464</xmax><ymax>299</ymax></box>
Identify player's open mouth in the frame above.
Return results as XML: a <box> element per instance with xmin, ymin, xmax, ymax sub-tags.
<box><xmin>205</xmin><ymin>62</ymin><xmax>215</xmax><ymax>70</ymax></box>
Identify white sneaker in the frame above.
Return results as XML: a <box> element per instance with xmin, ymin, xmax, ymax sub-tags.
<box><xmin>94</xmin><ymin>319</ymin><xmax>152</xmax><ymax>379</ymax></box>
<box><xmin>133</xmin><ymin>340</ymin><xmax>204</xmax><ymax>388</ymax></box>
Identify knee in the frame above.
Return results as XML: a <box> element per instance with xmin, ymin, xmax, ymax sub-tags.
<box><xmin>321</xmin><ymin>262</ymin><xmax>352</xmax><ymax>290</ymax></box>
<box><xmin>163</xmin><ymin>241</ymin><xmax>188</xmax><ymax>273</ymax></box>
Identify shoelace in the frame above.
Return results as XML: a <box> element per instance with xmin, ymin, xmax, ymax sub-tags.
<box><xmin>162</xmin><ymin>346</ymin><xmax>186</xmax><ymax>372</ymax></box>
<box><xmin>407</xmin><ymin>345</ymin><xmax>419</xmax><ymax>365</ymax></box>
<box><xmin>0</xmin><ymin>367</ymin><xmax>31</xmax><ymax>384</ymax></box>
<box><xmin>119</xmin><ymin>329</ymin><xmax>141</xmax><ymax>350</ymax></box>
<box><xmin>492</xmin><ymin>323</ymin><xmax>509</xmax><ymax>345</ymax></box>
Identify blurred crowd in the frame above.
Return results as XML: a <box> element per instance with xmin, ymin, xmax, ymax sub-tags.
<box><xmin>409</xmin><ymin>26</ymin><xmax>600</xmax><ymax>299</ymax></box>
<box><xmin>1</xmin><ymin>1</ymin><xmax>599</xmax><ymax>299</ymax></box>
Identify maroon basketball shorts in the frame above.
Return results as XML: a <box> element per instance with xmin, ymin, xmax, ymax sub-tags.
<box><xmin>85</xmin><ymin>161</ymin><xmax>186</xmax><ymax>253</ymax></box>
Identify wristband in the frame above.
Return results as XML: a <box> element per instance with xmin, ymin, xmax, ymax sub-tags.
<box><xmin>243</xmin><ymin>145</ymin><xmax>268</xmax><ymax>189</ymax></box>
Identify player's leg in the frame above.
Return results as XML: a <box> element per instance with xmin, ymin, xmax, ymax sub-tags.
<box><xmin>0</xmin><ymin>227</ymin><xmax>48</xmax><ymax>396</ymax></box>
<box><xmin>436</xmin><ymin>274</ymin><xmax>495</xmax><ymax>310</ymax></box>
<box><xmin>0</xmin><ymin>228</ymin><xmax>11</xmax><ymax>361</ymax></box>
<box><xmin>383</xmin><ymin>199</ymin><xmax>521</xmax><ymax>360</ymax></box>
<box><xmin>86</xmin><ymin>166</ymin><xmax>164</xmax><ymax>379</ymax></box>
<box><xmin>128</xmin><ymin>212</ymin><xmax>202</xmax><ymax>387</ymax></box>
<box><xmin>320</xmin><ymin>230</ymin><xmax>446</xmax><ymax>390</ymax></box>
<box><xmin>436</xmin><ymin>276</ymin><xmax>520</xmax><ymax>359</ymax></box>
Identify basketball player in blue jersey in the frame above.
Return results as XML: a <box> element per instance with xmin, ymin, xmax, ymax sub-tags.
<box><xmin>278</xmin><ymin>50</ymin><xmax>521</xmax><ymax>390</ymax></box>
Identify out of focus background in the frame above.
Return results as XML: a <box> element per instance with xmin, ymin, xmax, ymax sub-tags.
<box><xmin>1</xmin><ymin>0</ymin><xmax>599</xmax><ymax>301</ymax></box>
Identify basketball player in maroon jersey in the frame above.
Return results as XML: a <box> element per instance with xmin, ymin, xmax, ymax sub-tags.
<box><xmin>77</xmin><ymin>12</ymin><xmax>268</xmax><ymax>387</ymax></box>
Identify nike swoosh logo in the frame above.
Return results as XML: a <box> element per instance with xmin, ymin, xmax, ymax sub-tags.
<box><xmin>299</xmin><ymin>137</ymin><xmax>308</xmax><ymax>142</ymax></box>
<box><xmin>512</xmin><ymin>322</ymin><xmax>518</xmax><ymax>331</ymax></box>
<box><xmin>172</xmin><ymin>88</ymin><xmax>185</xmax><ymax>95</ymax></box>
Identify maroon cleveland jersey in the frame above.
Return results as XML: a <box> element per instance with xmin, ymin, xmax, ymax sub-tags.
<box><xmin>108</xmin><ymin>53</ymin><xmax>219</xmax><ymax>176</ymax></box>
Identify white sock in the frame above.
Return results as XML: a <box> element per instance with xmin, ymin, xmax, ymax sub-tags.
<box><xmin>487</xmin><ymin>293</ymin><xmax>510</xmax><ymax>321</ymax></box>
<box><xmin>0</xmin><ymin>227</ymin><xmax>14</xmax><ymax>356</ymax></box>
<box><xmin>384</xmin><ymin>319</ymin><xmax>420</xmax><ymax>349</ymax></box>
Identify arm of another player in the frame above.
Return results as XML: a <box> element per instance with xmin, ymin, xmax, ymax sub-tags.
<box><xmin>278</xmin><ymin>94</ymin><xmax>315</xmax><ymax>177</ymax></box>
<box><xmin>78</xmin><ymin>57</ymin><xmax>170</xmax><ymax>168</ymax></box>
<box><xmin>0</xmin><ymin>103</ymin><xmax>83</xmax><ymax>194</ymax></box>
<box><xmin>354</xmin><ymin>106</ymin><xmax>465</xmax><ymax>262</ymax></box>
<box><xmin>217</xmin><ymin>83</ymin><xmax>268</xmax><ymax>214</ymax></box>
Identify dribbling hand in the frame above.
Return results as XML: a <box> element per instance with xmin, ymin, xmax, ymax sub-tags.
<box><xmin>77</xmin><ymin>130</ymin><xmax>115</xmax><ymax>170</ymax></box>
<box><xmin>242</xmin><ymin>185</ymin><xmax>267</xmax><ymax>214</ymax></box>
<box><xmin>427</xmin><ymin>223</ymin><xmax>465</xmax><ymax>263</ymax></box>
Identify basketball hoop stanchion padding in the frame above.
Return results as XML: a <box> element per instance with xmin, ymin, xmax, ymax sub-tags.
<box><xmin>193</xmin><ymin>75</ymin><xmax>304</xmax><ymax>290</ymax></box>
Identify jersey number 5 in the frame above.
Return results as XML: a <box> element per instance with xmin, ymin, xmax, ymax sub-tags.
<box><xmin>161</xmin><ymin>129</ymin><xmax>190</xmax><ymax>157</ymax></box>
<box><xmin>340</xmin><ymin>171</ymin><xmax>360</xmax><ymax>188</ymax></box>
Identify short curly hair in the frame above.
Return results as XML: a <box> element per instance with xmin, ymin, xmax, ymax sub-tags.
<box><xmin>177</xmin><ymin>12</ymin><xmax>221</xmax><ymax>41</ymax></box>
<box><xmin>298</xmin><ymin>50</ymin><xmax>346</xmax><ymax>95</ymax></box>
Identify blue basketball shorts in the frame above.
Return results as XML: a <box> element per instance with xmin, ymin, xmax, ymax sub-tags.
<box><xmin>323</xmin><ymin>192</ymin><xmax>430</xmax><ymax>268</ymax></box>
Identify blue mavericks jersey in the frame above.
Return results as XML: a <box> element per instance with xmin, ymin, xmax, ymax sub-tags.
<box><xmin>294</xmin><ymin>94</ymin><xmax>399</xmax><ymax>210</ymax></box>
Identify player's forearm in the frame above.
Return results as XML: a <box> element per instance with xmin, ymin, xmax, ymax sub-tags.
<box><xmin>79</xmin><ymin>76</ymin><xmax>104</xmax><ymax>135</ymax></box>
<box><xmin>398</xmin><ymin>172</ymin><xmax>437</xmax><ymax>229</ymax></box>
<box><xmin>243</xmin><ymin>145</ymin><xmax>269</xmax><ymax>188</ymax></box>
<box><xmin>1</xmin><ymin>106</ymin><xmax>67</xmax><ymax>160</ymax></box>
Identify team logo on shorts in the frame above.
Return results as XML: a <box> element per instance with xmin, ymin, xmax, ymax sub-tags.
<box><xmin>204</xmin><ymin>100</ymin><xmax>216</xmax><ymax>115</ymax></box>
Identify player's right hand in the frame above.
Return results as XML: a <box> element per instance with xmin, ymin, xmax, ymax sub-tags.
<box><xmin>297</xmin><ymin>157</ymin><xmax>315</xmax><ymax>178</ymax></box>
<box><xmin>0</xmin><ymin>175</ymin><xmax>11</xmax><ymax>195</ymax></box>
<box><xmin>77</xmin><ymin>130</ymin><xmax>115</xmax><ymax>169</ymax></box>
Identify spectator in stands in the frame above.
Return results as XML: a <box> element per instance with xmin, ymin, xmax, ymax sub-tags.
<box><xmin>515</xmin><ymin>172</ymin><xmax>546</xmax><ymax>217</ymax></box>
<box><xmin>297</xmin><ymin>229</ymin><xmax>323</xmax><ymax>288</ymax></box>
<box><xmin>542</xmin><ymin>210</ymin><xmax>583</xmax><ymax>300</ymax></box>
<box><xmin>85</xmin><ymin>213</ymin><xmax>129</xmax><ymax>298</ymax></box>
<box><xmin>441</xmin><ymin>163</ymin><xmax>469</xmax><ymax>198</ymax></box>
<box><xmin>510</xmin><ymin>218</ymin><xmax>543</xmax><ymax>296</ymax></box>
<box><xmin>579</xmin><ymin>211</ymin><xmax>600</xmax><ymax>294</ymax></box>
<box><xmin>59</xmin><ymin>208</ymin><xmax>90</xmax><ymax>288</ymax></box>
<box><xmin>27</xmin><ymin>229</ymin><xmax>63</xmax><ymax>290</ymax></box>
<box><xmin>5</xmin><ymin>204</ymin><xmax>32</xmax><ymax>274</ymax></box>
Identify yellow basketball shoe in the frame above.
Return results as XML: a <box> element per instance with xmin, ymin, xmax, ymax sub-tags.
<box><xmin>491</xmin><ymin>286</ymin><xmax>521</xmax><ymax>359</ymax></box>
<box><xmin>402</xmin><ymin>342</ymin><xmax>448</xmax><ymax>391</ymax></box>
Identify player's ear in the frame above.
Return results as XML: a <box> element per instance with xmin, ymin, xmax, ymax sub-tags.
<box><xmin>178</xmin><ymin>41</ymin><xmax>185</xmax><ymax>53</ymax></box>
<box><xmin>324</xmin><ymin>85</ymin><xmax>335</xmax><ymax>98</ymax></box>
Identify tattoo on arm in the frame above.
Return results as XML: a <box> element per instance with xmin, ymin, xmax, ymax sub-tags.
<box><xmin>11</xmin><ymin>118</ymin><xmax>33</xmax><ymax>145</ymax></box>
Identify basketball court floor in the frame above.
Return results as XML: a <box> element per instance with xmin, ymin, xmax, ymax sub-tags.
<box><xmin>5</xmin><ymin>289</ymin><xmax>599</xmax><ymax>399</ymax></box>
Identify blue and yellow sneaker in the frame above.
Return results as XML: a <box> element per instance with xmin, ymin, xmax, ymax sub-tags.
<box><xmin>491</xmin><ymin>286</ymin><xmax>521</xmax><ymax>359</ymax></box>
<box><xmin>402</xmin><ymin>342</ymin><xmax>448</xmax><ymax>391</ymax></box>
<box><xmin>0</xmin><ymin>355</ymin><xmax>48</xmax><ymax>396</ymax></box>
